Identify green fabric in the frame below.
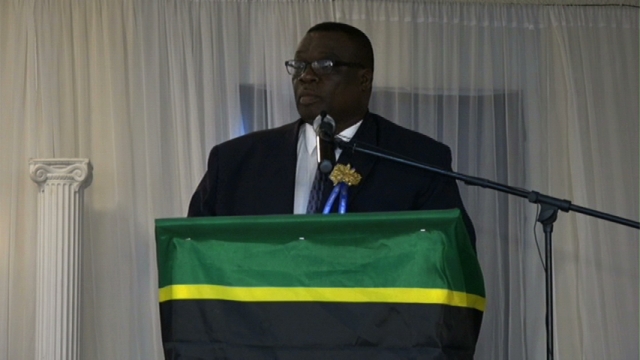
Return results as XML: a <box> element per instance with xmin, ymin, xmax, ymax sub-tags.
<box><xmin>156</xmin><ymin>209</ymin><xmax>484</xmax><ymax>298</ymax></box>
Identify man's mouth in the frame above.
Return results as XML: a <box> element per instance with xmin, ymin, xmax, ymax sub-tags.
<box><xmin>299</xmin><ymin>95</ymin><xmax>320</xmax><ymax>105</ymax></box>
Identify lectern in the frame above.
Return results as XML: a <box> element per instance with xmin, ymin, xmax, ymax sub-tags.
<box><xmin>156</xmin><ymin>209</ymin><xmax>485</xmax><ymax>359</ymax></box>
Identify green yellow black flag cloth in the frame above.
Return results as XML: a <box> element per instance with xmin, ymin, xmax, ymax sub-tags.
<box><xmin>156</xmin><ymin>209</ymin><xmax>485</xmax><ymax>360</ymax></box>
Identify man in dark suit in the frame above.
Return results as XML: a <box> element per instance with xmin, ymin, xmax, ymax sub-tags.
<box><xmin>188</xmin><ymin>21</ymin><xmax>475</xmax><ymax>246</ymax></box>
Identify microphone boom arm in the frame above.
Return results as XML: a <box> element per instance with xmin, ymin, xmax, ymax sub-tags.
<box><xmin>334</xmin><ymin>137</ymin><xmax>639</xmax><ymax>229</ymax></box>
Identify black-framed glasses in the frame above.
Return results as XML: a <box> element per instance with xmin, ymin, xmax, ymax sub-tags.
<box><xmin>284</xmin><ymin>59</ymin><xmax>365</xmax><ymax>77</ymax></box>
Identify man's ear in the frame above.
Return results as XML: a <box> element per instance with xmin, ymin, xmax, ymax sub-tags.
<box><xmin>360</xmin><ymin>69</ymin><xmax>373</xmax><ymax>91</ymax></box>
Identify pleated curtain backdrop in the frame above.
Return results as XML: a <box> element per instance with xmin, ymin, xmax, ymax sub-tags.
<box><xmin>0</xmin><ymin>0</ymin><xmax>637</xmax><ymax>359</ymax></box>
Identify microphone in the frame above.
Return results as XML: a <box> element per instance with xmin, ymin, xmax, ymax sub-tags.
<box><xmin>317</xmin><ymin>111</ymin><xmax>336</xmax><ymax>141</ymax></box>
<box><xmin>313</xmin><ymin>112</ymin><xmax>336</xmax><ymax>174</ymax></box>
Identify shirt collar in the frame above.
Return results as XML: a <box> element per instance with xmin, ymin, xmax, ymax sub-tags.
<box><xmin>303</xmin><ymin>119</ymin><xmax>363</xmax><ymax>154</ymax></box>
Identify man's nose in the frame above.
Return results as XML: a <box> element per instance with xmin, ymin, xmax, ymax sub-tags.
<box><xmin>297</xmin><ymin>66</ymin><xmax>319</xmax><ymax>82</ymax></box>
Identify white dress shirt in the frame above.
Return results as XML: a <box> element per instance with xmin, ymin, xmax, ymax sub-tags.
<box><xmin>293</xmin><ymin>120</ymin><xmax>362</xmax><ymax>214</ymax></box>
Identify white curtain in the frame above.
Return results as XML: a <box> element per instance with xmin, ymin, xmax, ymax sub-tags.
<box><xmin>0</xmin><ymin>0</ymin><xmax>637</xmax><ymax>359</ymax></box>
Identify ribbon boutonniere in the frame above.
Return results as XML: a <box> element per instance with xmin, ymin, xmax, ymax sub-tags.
<box><xmin>322</xmin><ymin>164</ymin><xmax>362</xmax><ymax>214</ymax></box>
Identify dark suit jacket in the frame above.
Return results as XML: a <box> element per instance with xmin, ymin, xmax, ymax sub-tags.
<box><xmin>188</xmin><ymin>112</ymin><xmax>475</xmax><ymax>246</ymax></box>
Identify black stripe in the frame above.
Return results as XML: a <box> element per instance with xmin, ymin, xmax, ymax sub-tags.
<box><xmin>161</xmin><ymin>300</ymin><xmax>482</xmax><ymax>359</ymax></box>
<box><xmin>164</xmin><ymin>343</ymin><xmax>473</xmax><ymax>360</ymax></box>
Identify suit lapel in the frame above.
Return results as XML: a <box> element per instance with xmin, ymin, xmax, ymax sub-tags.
<box><xmin>322</xmin><ymin>113</ymin><xmax>379</xmax><ymax>208</ymax></box>
<box><xmin>265</xmin><ymin>120</ymin><xmax>303</xmax><ymax>214</ymax></box>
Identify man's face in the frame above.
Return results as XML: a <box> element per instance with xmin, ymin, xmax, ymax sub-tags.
<box><xmin>292</xmin><ymin>31</ymin><xmax>372</xmax><ymax>131</ymax></box>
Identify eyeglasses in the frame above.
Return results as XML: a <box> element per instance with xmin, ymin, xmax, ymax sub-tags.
<box><xmin>284</xmin><ymin>59</ymin><xmax>365</xmax><ymax>77</ymax></box>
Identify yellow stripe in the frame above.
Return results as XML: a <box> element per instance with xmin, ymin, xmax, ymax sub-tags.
<box><xmin>159</xmin><ymin>284</ymin><xmax>485</xmax><ymax>311</ymax></box>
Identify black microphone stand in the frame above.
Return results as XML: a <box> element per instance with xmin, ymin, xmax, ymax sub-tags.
<box><xmin>333</xmin><ymin>137</ymin><xmax>639</xmax><ymax>360</ymax></box>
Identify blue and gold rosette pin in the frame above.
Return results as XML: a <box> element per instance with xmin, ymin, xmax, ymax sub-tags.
<box><xmin>322</xmin><ymin>164</ymin><xmax>362</xmax><ymax>214</ymax></box>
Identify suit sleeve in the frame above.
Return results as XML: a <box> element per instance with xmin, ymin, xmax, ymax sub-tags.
<box><xmin>415</xmin><ymin>146</ymin><xmax>477</xmax><ymax>250</ymax></box>
<box><xmin>187</xmin><ymin>146</ymin><xmax>219</xmax><ymax>217</ymax></box>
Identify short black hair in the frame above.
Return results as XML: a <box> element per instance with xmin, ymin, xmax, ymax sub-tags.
<box><xmin>307</xmin><ymin>22</ymin><xmax>374</xmax><ymax>72</ymax></box>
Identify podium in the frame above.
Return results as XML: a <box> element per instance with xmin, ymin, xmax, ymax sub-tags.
<box><xmin>156</xmin><ymin>209</ymin><xmax>485</xmax><ymax>359</ymax></box>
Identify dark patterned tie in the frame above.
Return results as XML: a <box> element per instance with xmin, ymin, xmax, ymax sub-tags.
<box><xmin>306</xmin><ymin>169</ymin><xmax>327</xmax><ymax>214</ymax></box>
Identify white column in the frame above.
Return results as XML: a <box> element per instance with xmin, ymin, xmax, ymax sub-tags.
<box><xmin>29</xmin><ymin>159</ymin><xmax>93</xmax><ymax>360</ymax></box>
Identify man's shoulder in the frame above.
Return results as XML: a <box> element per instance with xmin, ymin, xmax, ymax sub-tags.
<box><xmin>368</xmin><ymin>112</ymin><xmax>451</xmax><ymax>155</ymax></box>
<box><xmin>214</xmin><ymin>120</ymin><xmax>300</xmax><ymax>151</ymax></box>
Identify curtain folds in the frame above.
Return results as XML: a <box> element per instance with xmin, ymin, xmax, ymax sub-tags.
<box><xmin>0</xmin><ymin>1</ymin><xmax>637</xmax><ymax>359</ymax></box>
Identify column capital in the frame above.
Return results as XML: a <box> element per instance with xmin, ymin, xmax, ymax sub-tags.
<box><xmin>29</xmin><ymin>158</ymin><xmax>93</xmax><ymax>191</ymax></box>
